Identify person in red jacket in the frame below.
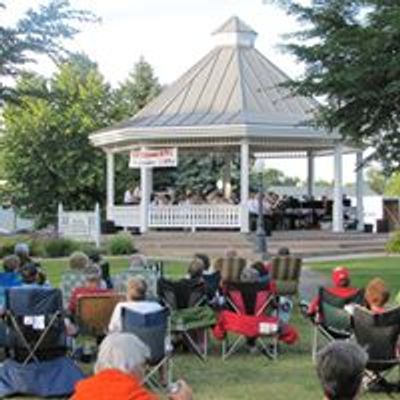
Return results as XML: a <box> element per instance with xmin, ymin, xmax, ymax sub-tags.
<box><xmin>307</xmin><ymin>266</ymin><xmax>359</xmax><ymax>317</ymax></box>
<box><xmin>68</xmin><ymin>265</ymin><xmax>112</xmax><ymax>315</ymax></box>
<box><xmin>71</xmin><ymin>332</ymin><xmax>192</xmax><ymax>400</ymax></box>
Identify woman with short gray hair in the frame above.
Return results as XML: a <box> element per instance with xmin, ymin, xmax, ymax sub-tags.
<box><xmin>71</xmin><ymin>333</ymin><xmax>192</xmax><ymax>400</ymax></box>
<box><xmin>316</xmin><ymin>340</ymin><xmax>368</xmax><ymax>400</ymax></box>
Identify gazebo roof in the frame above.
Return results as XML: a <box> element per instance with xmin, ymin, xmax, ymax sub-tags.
<box><xmin>91</xmin><ymin>16</ymin><xmax>340</xmax><ymax>151</ymax></box>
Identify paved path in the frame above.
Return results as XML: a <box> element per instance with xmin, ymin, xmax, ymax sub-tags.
<box><xmin>298</xmin><ymin>267</ymin><xmax>330</xmax><ymax>302</ymax></box>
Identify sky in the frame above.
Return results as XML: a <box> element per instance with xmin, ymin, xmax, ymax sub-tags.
<box><xmin>3</xmin><ymin>0</ymin><xmax>361</xmax><ymax>184</ymax></box>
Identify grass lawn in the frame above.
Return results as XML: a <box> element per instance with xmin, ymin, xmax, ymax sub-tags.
<box><xmin>10</xmin><ymin>256</ymin><xmax>400</xmax><ymax>399</ymax></box>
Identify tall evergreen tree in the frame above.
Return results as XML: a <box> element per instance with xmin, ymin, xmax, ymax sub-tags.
<box><xmin>115</xmin><ymin>57</ymin><xmax>162</xmax><ymax>118</ymax></box>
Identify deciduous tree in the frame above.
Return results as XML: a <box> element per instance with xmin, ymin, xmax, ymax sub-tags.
<box><xmin>273</xmin><ymin>0</ymin><xmax>400</xmax><ymax>173</ymax></box>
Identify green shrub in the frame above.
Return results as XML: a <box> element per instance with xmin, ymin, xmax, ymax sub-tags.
<box><xmin>385</xmin><ymin>231</ymin><xmax>400</xmax><ymax>253</ymax></box>
<box><xmin>43</xmin><ymin>238</ymin><xmax>81</xmax><ymax>258</ymax></box>
<box><xmin>0</xmin><ymin>237</ymin><xmax>18</xmax><ymax>258</ymax></box>
<box><xmin>107</xmin><ymin>233</ymin><xmax>135</xmax><ymax>255</ymax></box>
<box><xmin>29</xmin><ymin>239</ymin><xmax>46</xmax><ymax>257</ymax></box>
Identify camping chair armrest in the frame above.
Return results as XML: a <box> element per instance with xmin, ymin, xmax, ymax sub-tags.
<box><xmin>299</xmin><ymin>300</ymin><xmax>314</xmax><ymax>320</ymax></box>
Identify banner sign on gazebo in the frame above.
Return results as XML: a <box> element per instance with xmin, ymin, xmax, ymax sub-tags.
<box><xmin>129</xmin><ymin>148</ymin><xmax>178</xmax><ymax>168</ymax></box>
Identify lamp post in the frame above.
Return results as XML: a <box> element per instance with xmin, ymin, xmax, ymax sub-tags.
<box><xmin>255</xmin><ymin>167</ymin><xmax>267</xmax><ymax>259</ymax></box>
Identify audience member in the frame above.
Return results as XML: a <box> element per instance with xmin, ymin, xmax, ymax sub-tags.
<box><xmin>108</xmin><ymin>276</ymin><xmax>162</xmax><ymax>333</ymax></box>
<box><xmin>20</xmin><ymin>262</ymin><xmax>49</xmax><ymax>288</ymax></box>
<box><xmin>187</xmin><ymin>259</ymin><xmax>204</xmax><ymax>280</ymax></box>
<box><xmin>277</xmin><ymin>246</ymin><xmax>290</xmax><ymax>256</ymax></box>
<box><xmin>89</xmin><ymin>252</ymin><xmax>112</xmax><ymax>289</ymax></box>
<box><xmin>307</xmin><ymin>266</ymin><xmax>359</xmax><ymax>316</ymax></box>
<box><xmin>365</xmin><ymin>278</ymin><xmax>390</xmax><ymax>313</ymax></box>
<box><xmin>194</xmin><ymin>253</ymin><xmax>211</xmax><ymax>273</ymax></box>
<box><xmin>250</xmin><ymin>261</ymin><xmax>270</xmax><ymax>284</ymax></box>
<box><xmin>2</xmin><ymin>255</ymin><xmax>21</xmax><ymax>273</ymax></box>
<box><xmin>14</xmin><ymin>242</ymin><xmax>31</xmax><ymax>269</ymax></box>
<box><xmin>68</xmin><ymin>265</ymin><xmax>112</xmax><ymax>315</ymax></box>
<box><xmin>129</xmin><ymin>254</ymin><xmax>148</xmax><ymax>270</ymax></box>
<box><xmin>69</xmin><ymin>251</ymin><xmax>90</xmax><ymax>271</ymax></box>
<box><xmin>316</xmin><ymin>341</ymin><xmax>368</xmax><ymax>400</ymax></box>
<box><xmin>240</xmin><ymin>267</ymin><xmax>260</xmax><ymax>283</ymax></box>
<box><xmin>71</xmin><ymin>332</ymin><xmax>192</xmax><ymax>400</ymax></box>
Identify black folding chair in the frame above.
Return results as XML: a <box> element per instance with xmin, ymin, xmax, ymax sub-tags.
<box><xmin>353</xmin><ymin>305</ymin><xmax>400</xmax><ymax>394</ymax></box>
<box><xmin>311</xmin><ymin>287</ymin><xmax>364</xmax><ymax>361</ymax></box>
<box><xmin>122</xmin><ymin>307</ymin><xmax>172</xmax><ymax>392</ymax></box>
<box><xmin>158</xmin><ymin>278</ymin><xmax>215</xmax><ymax>361</ymax></box>
<box><xmin>4</xmin><ymin>287</ymin><xmax>66</xmax><ymax>365</ymax></box>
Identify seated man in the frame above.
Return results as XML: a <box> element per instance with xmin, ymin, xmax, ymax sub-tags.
<box><xmin>307</xmin><ymin>266</ymin><xmax>359</xmax><ymax>317</ymax></box>
<box><xmin>68</xmin><ymin>265</ymin><xmax>112</xmax><ymax>315</ymax></box>
<box><xmin>108</xmin><ymin>277</ymin><xmax>162</xmax><ymax>333</ymax></box>
<box><xmin>316</xmin><ymin>341</ymin><xmax>368</xmax><ymax>400</ymax></box>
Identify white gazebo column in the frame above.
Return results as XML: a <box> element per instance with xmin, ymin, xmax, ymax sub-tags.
<box><xmin>356</xmin><ymin>151</ymin><xmax>364</xmax><ymax>232</ymax></box>
<box><xmin>140</xmin><ymin>166</ymin><xmax>153</xmax><ymax>233</ymax></box>
<box><xmin>333</xmin><ymin>143</ymin><xmax>344</xmax><ymax>232</ymax></box>
<box><xmin>106</xmin><ymin>151</ymin><xmax>115</xmax><ymax>220</ymax></box>
<box><xmin>307</xmin><ymin>150</ymin><xmax>314</xmax><ymax>198</ymax></box>
<box><xmin>240</xmin><ymin>140</ymin><xmax>250</xmax><ymax>233</ymax></box>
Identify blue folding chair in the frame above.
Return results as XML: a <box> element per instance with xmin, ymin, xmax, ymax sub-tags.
<box><xmin>121</xmin><ymin>307</ymin><xmax>172</xmax><ymax>391</ymax></box>
<box><xmin>0</xmin><ymin>287</ymin><xmax>84</xmax><ymax>398</ymax></box>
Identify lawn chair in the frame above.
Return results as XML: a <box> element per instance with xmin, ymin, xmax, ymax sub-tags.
<box><xmin>158</xmin><ymin>278</ymin><xmax>216</xmax><ymax>361</ymax></box>
<box><xmin>270</xmin><ymin>256</ymin><xmax>302</xmax><ymax>297</ymax></box>
<box><xmin>203</xmin><ymin>271</ymin><xmax>220</xmax><ymax>302</ymax></box>
<box><xmin>218</xmin><ymin>281</ymin><xmax>279</xmax><ymax>360</ymax></box>
<box><xmin>113</xmin><ymin>266</ymin><xmax>160</xmax><ymax>300</ymax></box>
<box><xmin>0</xmin><ymin>287</ymin><xmax>84</xmax><ymax>398</ymax></box>
<box><xmin>60</xmin><ymin>271</ymin><xmax>86</xmax><ymax>308</ymax></box>
<box><xmin>311</xmin><ymin>287</ymin><xmax>364</xmax><ymax>361</ymax></box>
<box><xmin>214</xmin><ymin>257</ymin><xmax>246</xmax><ymax>284</ymax></box>
<box><xmin>122</xmin><ymin>307</ymin><xmax>172</xmax><ymax>392</ymax></box>
<box><xmin>75</xmin><ymin>293</ymin><xmax>124</xmax><ymax>340</ymax></box>
<box><xmin>0</xmin><ymin>272</ymin><xmax>21</xmax><ymax>308</ymax></box>
<box><xmin>353</xmin><ymin>305</ymin><xmax>400</xmax><ymax>393</ymax></box>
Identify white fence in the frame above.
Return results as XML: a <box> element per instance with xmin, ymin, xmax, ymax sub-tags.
<box><xmin>108</xmin><ymin>204</ymin><xmax>241</xmax><ymax>230</ymax></box>
<box><xmin>58</xmin><ymin>203</ymin><xmax>101</xmax><ymax>246</ymax></box>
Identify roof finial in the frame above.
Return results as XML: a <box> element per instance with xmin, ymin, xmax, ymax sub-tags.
<box><xmin>213</xmin><ymin>16</ymin><xmax>258</xmax><ymax>48</ymax></box>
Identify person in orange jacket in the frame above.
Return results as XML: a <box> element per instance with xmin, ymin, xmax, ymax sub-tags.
<box><xmin>71</xmin><ymin>333</ymin><xmax>192</xmax><ymax>400</ymax></box>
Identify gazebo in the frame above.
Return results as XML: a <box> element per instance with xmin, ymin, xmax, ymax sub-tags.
<box><xmin>90</xmin><ymin>16</ymin><xmax>364</xmax><ymax>234</ymax></box>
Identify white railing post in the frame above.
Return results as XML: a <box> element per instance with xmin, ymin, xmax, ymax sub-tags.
<box><xmin>106</xmin><ymin>151</ymin><xmax>115</xmax><ymax>221</ymax></box>
<box><xmin>94</xmin><ymin>203</ymin><xmax>101</xmax><ymax>248</ymax></box>
<box><xmin>240</xmin><ymin>140</ymin><xmax>250</xmax><ymax>233</ymax></box>
<box><xmin>307</xmin><ymin>150</ymin><xmax>314</xmax><ymax>198</ymax></box>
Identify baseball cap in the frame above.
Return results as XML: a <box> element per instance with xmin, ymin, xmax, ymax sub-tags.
<box><xmin>332</xmin><ymin>266</ymin><xmax>350</xmax><ymax>287</ymax></box>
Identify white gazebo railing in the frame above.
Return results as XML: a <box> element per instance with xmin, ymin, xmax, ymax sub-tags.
<box><xmin>108</xmin><ymin>205</ymin><xmax>141</xmax><ymax>228</ymax></box>
<box><xmin>108</xmin><ymin>204</ymin><xmax>241</xmax><ymax>231</ymax></box>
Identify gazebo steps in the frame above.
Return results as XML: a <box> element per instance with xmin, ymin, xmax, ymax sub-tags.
<box><xmin>133</xmin><ymin>231</ymin><xmax>388</xmax><ymax>260</ymax></box>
